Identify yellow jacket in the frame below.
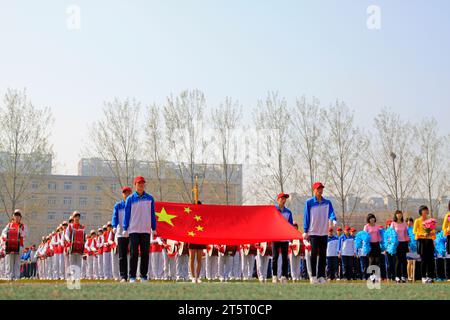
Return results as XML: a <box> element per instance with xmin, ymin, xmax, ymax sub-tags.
<box><xmin>413</xmin><ymin>216</ymin><xmax>436</xmax><ymax>240</ymax></box>
<box><xmin>442</xmin><ymin>212</ymin><xmax>450</xmax><ymax>236</ymax></box>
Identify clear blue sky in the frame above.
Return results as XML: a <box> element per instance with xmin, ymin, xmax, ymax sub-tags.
<box><xmin>0</xmin><ymin>0</ymin><xmax>449</xmax><ymax>174</ymax></box>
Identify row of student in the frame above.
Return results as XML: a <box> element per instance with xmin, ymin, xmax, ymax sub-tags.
<box><xmin>3</xmin><ymin>175</ymin><xmax>450</xmax><ymax>285</ymax></box>
<box><xmin>0</xmin><ymin>179</ymin><xmax>341</xmax><ymax>283</ymax></box>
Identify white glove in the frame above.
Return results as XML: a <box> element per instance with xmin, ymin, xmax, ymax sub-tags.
<box><xmin>302</xmin><ymin>233</ymin><xmax>309</xmax><ymax>240</ymax></box>
<box><xmin>122</xmin><ymin>230</ymin><xmax>128</xmax><ymax>238</ymax></box>
<box><xmin>333</xmin><ymin>220</ymin><xmax>337</xmax><ymax>226</ymax></box>
<box><xmin>113</xmin><ymin>228</ymin><xmax>117</xmax><ymax>234</ymax></box>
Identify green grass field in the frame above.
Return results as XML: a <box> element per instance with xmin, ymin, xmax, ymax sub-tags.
<box><xmin>1</xmin><ymin>280</ymin><xmax>450</xmax><ymax>300</ymax></box>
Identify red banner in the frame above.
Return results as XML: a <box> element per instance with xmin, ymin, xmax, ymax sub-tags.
<box><xmin>155</xmin><ymin>202</ymin><xmax>301</xmax><ymax>245</ymax></box>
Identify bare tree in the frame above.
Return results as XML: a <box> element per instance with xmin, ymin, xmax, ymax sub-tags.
<box><xmin>88</xmin><ymin>97</ymin><xmax>140</xmax><ymax>191</ymax></box>
<box><xmin>210</xmin><ymin>97</ymin><xmax>242</xmax><ymax>204</ymax></box>
<box><xmin>252</xmin><ymin>91</ymin><xmax>295</xmax><ymax>202</ymax></box>
<box><xmin>144</xmin><ymin>103</ymin><xmax>167</xmax><ymax>200</ymax></box>
<box><xmin>0</xmin><ymin>88</ymin><xmax>54</xmax><ymax>218</ymax></box>
<box><xmin>322</xmin><ymin>101</ymin><xmax>368</xmax><ymax>225</ymax></box>
<box><xmin>416</xmin><ymin>118</ymin><xmax>448</xmax><ymax>216</ymax></box>
<box><xmin>290</xmin><ymin>95</ymin><xmax>322</xmax><ymax>196</ymax></box>
<box><xmin>164</xmin><ymin>89</ymin><xmax>208</xmax><ymax>203</ymax></box>
<box><xmin>368</xmin><ymin>109</ymin><xmax>420</xmax><ymax>212</ymax></box>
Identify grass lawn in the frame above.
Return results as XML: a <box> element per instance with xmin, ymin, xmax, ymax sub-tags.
<box><xmin>1</xmin><ymin>280</ymin><xmax>450</xmax><ymax>300</ymax></box>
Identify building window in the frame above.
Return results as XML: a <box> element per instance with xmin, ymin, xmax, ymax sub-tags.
<box><xmin>63</xmin><ymin>197</ymin><xmax>72</xmax><ymax>205</ymax></box>
<box><xmin>63</xmin><ymin>212</ymin><xmax>71</xmax><ymax>220</ymax></box>
<box><xmin>30</xmin><ymin>212</ymin><xmax>37</xmax><ymax>220</ymax></box>
<box><xmin>95</xmin><ymin>185</ymin><xmax>102</xmax><ymax>192</ymax></box>
<box><xmin>80</xmin><ymin>183</ymin><xmax>88</xmax><ymax>191</ymax></box>
<box><xmin>94</xmin><ymin>197</ymin><xmax>102</xmax><ymax>206</ymax></box>
<box><xmin>48</xmin><ymin>182</ymin><xmax>57</xmax><ymax>190</ymax></box>
<box><xmin>80</xmin><ymin>212</ymin><xmax>87</xmax><ymax>221</ymax></box>
<box><xmin>48</xmin><ymin>212</ymin><xmax>56</xmax><ymax>220</ymax></box>
<box><xmin>48</xmin><ymin>197</ymin><xmax>57</xmax><ymax>205</ymax></box>
<box><xmin>64</xmin><ymin>182</ymin><xmax>72</xmax><ymax>190</ymax></box>
<box><xmin>79</xmin><ymin>197</ymin><xmax>87</xmax><ymax>206</ymax></box>
<box><xmin>31</xmin><ymin>181</ymin><xmax>39</xmax><ymax>189</ymax></box>
<box><xmin>93</xmin><ymin>213</ymin><xmax>101</xmax><ymax>221</ymax></box>
<box><xmin>31</xmin><ymin>195</ymin><xmax>38</xmax><ymax>204</ymax></box>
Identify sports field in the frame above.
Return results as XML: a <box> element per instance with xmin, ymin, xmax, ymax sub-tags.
<box><xmin>1</xmin><ymin>280</ymin><xmax>450</xmax><ymax>300</ymax></box>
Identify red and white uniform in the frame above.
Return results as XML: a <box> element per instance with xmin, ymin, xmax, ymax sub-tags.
<box><xmin>256</xmin><ymin>242</ymin><xmax>272</xmax><ymax>282</ymax></box>
<box><xmin>65</xmin><ymin>222</ymin><xmax>85</xmax><ymax>274</ymax></box>
<box><xmin>240</xmin><ymin>244</ymin><xmax>257</xmax><ymax>280</ymax></box>
<box><xmin>102</xmin><ymin>230</ymin><xmax>113</xmax><ymax>279</ymax></box>
<box><xmin>1</xmin><ymin>222</ymin><xmax>26</xmax><ymax>280</ymax></box>
<box><xmin>162</xmin><ymin>239</ymin><xmax>177</xmax><ymax>280</ymax></box>
<box><xmin>150</xmin><ymin>236</ymin><xmax>164</xmax><ymax>280</ymax></box>
<box><xmin>288</xmin><ymin>239</ymin><xmax>302</xmax><ymax>281</ymax></box>
<box><xmin>96</xmin><ymin>234</ymin><xmax>104</xmax><ymax>279</ymax></box>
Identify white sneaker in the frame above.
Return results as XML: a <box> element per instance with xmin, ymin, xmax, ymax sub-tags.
<box><xmin>280</xmin><ymin>276</ymin><xmax>287</xmax><ymax>284</ymax></box>
<box><xmin>272</xmin><ymin>276</ymin><xmax>278</xmax><ymax>283</ymax></box>
<box><xmin>318</xmin><ymin>277</ymin><xmax>327</xmax><ymax>284</ymax></box>
<box><xmin>140</xmin><ymin>278</ymin><xmax>148</xmax><ymax>283</ymax></box>
<box><xmin>197</xmin><ymin>278</ymin><xmax>202</xmax><ymax>283</ymax></box>
<box><xmin>129</xmin><ymin>278</ymin><xmax>136</xmax><ymax>283</ymax></box>
<box><xmin>310</xmin><ymin>276</ymin><xmax>318</xmax><ymax>284</ymax></box>
<box><xmin>192</xmin><ymin>278</ymin><xmax>197</xmax><ymax>283</ymax></box>
<box><xmin>422</xmin><ymin>278</ymin><xmax>427</xmax><ymax>284</ymax></box>
<box><xmin>120</xmin><ymin>279</ymin><xmax>127</xmax><ymax>283</ymax></box>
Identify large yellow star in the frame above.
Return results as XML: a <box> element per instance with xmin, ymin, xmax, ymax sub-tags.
<box><xmin>184</xmin><ymin>207</ymin><xmax>192</xmax><ymax>214</ymax></box>
<box><xmin>188</xmin><ymin>231</ymin><xmax>196</xmax><ymax>237</ymax></box>
<box><xmin>156</xmin><ymin>207</ymin><xmax>177</xmax><ymax>226</ymax></box>
<box><xmin>194</xmin><ymin>215</ymin><xmax>202</xmax><ymax>222</ymax></box>
<box><xmin>196</xmin><ymin>225</ymin><xmax>204</xmax><ymax>232</ymax></box>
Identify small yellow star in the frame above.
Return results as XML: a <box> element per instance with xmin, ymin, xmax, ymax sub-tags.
<box><xmin>188</xmin><ymin>231</ymin><xmax>196</xmax><ymax>237</ymax></box>
<box><xmin>194</xmin><ymin>215</ymin><xmax>202</xmax><ymax>222</ymax></box>
<box><xmin>184</xmin><ymin>207</ymin><xmax>192</xmax><ymax>214</ymax></box>
<box><xmin>195</xmin><ymin>225</ymin><xmax>204</xmax><ymax>232</ymax></box>
<box><xmin>156</xmin><ymin>207</ymin><xmax>177</xmax><ymax>226</ymax></box>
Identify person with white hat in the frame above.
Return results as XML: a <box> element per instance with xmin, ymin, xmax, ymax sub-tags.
<box><xmin>95</xmin><ymin>227</ymin><xmax>104</xmax><ymax>279</ymax></box>
<box><xmin>64</xmin><ymin>211</ymin><xmax>85</xmax><ymax>278</ymax></box>
<box><xmin>102</xmin><ymin>224</ymin><xmax>113</xmax><ymax>279</ymax></box>
<box><xmin>1</xmin><ymin>209</ymin><xmax>27</xmax><ymax>280</ymax></box>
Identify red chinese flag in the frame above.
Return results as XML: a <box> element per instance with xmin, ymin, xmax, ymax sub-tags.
<box><xmin>155</xmin><ymin>202</ymin><xmax>301</xmax><ymax>245</ymax></box>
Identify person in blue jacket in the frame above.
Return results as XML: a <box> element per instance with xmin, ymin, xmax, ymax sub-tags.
<box><xmin>111</xmin><ymin>186</ymin><xmax>133</xmax><ymax>282</ymax></box>
<box><xmin>303</xmin><ymin>182</ymin><xmax>337</xmax><ymax>284</ymax></box>
<box><xmin>123</xmin><ymin>176</ymin><xmax>157</xmax><ymax>283</ymax></box>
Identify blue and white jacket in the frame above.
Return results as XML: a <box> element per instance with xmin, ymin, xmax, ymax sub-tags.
<box><xmin>326</xmin><ymin>235</ymin><xmax>339</xmax><ymax>257</ymax></box>
<box><xmin>275</xmin><ymin>205</ymin><xmax>294</xmax><ymax>225</ymax></box>
<box><xmin>275</xmin><ymin>205</ymin><xmax>294</xmax><ymax>242</ymax></box>
<box><xmin>303</xmin><ymin>196</ymin><xmax>337</xmax><ymax>236</ymax></box>
<box><xmin>112</xmin><ymin>199</ymin><xmax>126</xmax><ymax>237</ymax></box>
<box><xmin>338</xmin><ymin>234</ymin><xmax>356</xmax><ymax>256</ymax></box>
<box><xmin>123</xmin><ymin>191</ymin><xmax>156</xmax><ymax>234</ymax></box>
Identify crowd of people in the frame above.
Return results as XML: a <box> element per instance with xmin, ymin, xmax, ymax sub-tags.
<box><xmin>1</xmin><ymin>177</ymin><xmax>450</xmax><ymax>285</ymax></box>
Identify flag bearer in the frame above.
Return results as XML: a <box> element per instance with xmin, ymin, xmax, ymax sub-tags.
<box><xmin>65</xmin><ymin>212</ymin><xmax>85</xmax><ymax>276</ymax></box>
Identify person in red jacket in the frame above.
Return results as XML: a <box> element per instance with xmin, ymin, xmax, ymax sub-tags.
<box><xmin>1</xmin><ymin>210</ymin><xmax>26</xmax><ymax>280</ymax></box>
<box><xmin>64</xmin><ymin>211</ymin><xmax>85</xmax><ymax>277</ymax></box>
